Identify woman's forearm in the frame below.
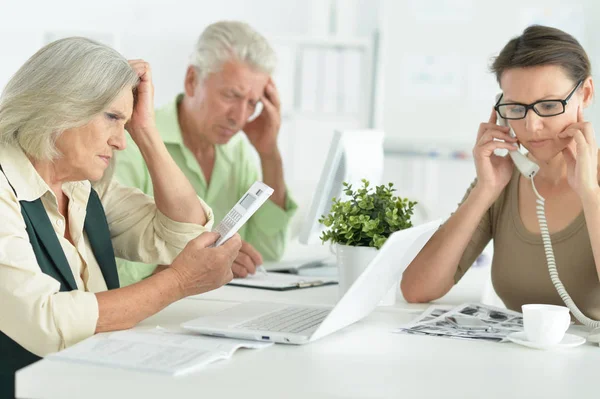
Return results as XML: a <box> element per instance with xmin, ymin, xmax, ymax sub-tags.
<box><xmin>95</xmin><ymin>268</ymin><xmax>183</xmax><ymax>332</ymax></box>
<box><xmin>132</xmin><ymin>128</ymin><xmax>207</xmax><ymax>225</ymax></box>
<box><xmin>401</xmin><ymin>185</ymin><xmax>495</xmax><ymax>303</ymax></box>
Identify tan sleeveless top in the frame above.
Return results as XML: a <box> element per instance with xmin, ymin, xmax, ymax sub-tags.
<box><xmin>454</xmin><ymin>170</ymin><xmax>600</xmax><ymax>319</ymax></box>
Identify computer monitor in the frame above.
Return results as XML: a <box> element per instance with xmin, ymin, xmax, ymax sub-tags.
<box><xmin>299</xmin><ymin>129</ymin><xmax>384</xmax><ymax>245</ymax></box>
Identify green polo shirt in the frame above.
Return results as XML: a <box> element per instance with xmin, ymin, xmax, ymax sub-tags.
<box><xmin>115</xmin><ymin>94</ymin><xmax>297</xmax><ymax>287</ymax></box>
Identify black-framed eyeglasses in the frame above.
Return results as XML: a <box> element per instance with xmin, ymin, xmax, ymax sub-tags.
<box><xmin>494</xmin><ymin>80</ymin><xmax>582</xmax><ymax>120</ymax></box>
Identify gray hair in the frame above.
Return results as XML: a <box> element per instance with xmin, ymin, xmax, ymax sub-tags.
<box><xmin>0</xmin><ymin>37</ymin><xmax>139</xmax><ymax>161</ymax></box>
<box><xmin>190</xmin><ymin>21</ymin><xmax>277</xmax><ymax>81</ymax></box>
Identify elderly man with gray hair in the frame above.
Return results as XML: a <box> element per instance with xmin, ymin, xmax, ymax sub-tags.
<box><xmin>116</xmin><ymin>21</ymin><xmax>297</xmax><ymax>286</ymax></box>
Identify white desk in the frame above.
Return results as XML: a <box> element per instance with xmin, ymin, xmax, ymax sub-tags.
<box><xmin>16</xmin><ymin>286</ymin><xmax>600</xmax><ymax>399</ymax></box>
<box><xmin>193</xmin><ymin>261</ymin><xmax>492</xmax><ymax>309</ymax></box>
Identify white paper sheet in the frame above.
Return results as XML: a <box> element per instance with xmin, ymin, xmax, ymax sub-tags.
<box><xmin>49</xmin><ymin>328</ymin><xmax>272</xmax><ymax>376</ymax></box>
<box><xmin>228</xmin><ymin>271</ymin><xmax>336</xmax><ymax>290</ymax></box>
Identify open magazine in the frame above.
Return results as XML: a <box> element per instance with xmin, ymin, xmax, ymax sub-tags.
<box><xmin>394</xmin><ymin>303</ymin><xmax>524</xmax><ymax>342</ymax></box>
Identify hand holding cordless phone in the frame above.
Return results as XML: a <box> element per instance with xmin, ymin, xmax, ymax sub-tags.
<box><xmin>212</xmin><ymin>182</ymin><xmax>274</xmax><ymax>247</ymax></box>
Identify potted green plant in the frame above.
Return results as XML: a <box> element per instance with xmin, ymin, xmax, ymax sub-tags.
<box><xmin>319</xmin><ymin>179</ymin><xmax>417</xmax><ymax>303</ymax></box>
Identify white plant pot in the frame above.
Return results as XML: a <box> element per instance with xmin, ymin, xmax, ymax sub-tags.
<box><xmin>333</xmin><ymin>243</ymin><xmax>397</xmax><ymax>306</ymax></box>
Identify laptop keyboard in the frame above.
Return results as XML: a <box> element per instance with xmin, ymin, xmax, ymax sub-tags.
<box><xmin>237</xmin><ymin>306</ymin><xmax>330</xmax><ymax>334</ymax></box>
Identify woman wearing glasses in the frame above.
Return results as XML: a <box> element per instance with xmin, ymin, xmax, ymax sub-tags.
<box><xmin>401</xmin><ymin>25</ymin><xmax>600</xmax><ymax>320</ymax></box>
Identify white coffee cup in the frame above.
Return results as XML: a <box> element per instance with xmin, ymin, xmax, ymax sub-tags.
<box><xmin>522</xmin><ymin>304</ymin><xmax>571</xmax><ymax>345</ymax></box>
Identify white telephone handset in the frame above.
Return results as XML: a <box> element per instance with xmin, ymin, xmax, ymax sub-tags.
<box><xmin>495</xmin><ymin>94</ymin><xmax>600</xmax><ymax>343</ymax></box>
<box><xmin>494</xmin><ymin>94</ymin><xmax>540</xmax><ymax>179</ymax></box>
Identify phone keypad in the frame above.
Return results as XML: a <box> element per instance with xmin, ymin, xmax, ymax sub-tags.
<box><xmin>215</xmin><ymin>209</ymin><xmax>243</xmax><ymax>236</ymax></box>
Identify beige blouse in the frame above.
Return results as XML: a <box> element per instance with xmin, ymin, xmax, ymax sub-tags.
<box><xmin>454</xmin><ymin>169</ymin><xmax>600</xmax><ymax>319</ymax></box>
<box><xmin>0</xmin><ymin>144</ymin><xmax>213</xmax><ymax>356</ymax></box>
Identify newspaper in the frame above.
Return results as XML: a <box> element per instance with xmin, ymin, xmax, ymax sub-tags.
<box><xmin>394</xmin><ymin>303</ymin><xmax>523</xmax><ymax>342</ymax></box>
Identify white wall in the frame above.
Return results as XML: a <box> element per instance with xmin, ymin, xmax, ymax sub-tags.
<box><xmin>0</xmin><ymin>0</ymin><xmax>381</xmax><ymax>103</ymax></box>
<box><xmin>0</xmin><ymin>0</ymin><xmax>381</xmax><ymax>236</ymax></box>
<box><xmin>379</xmin><ymin>0</ymin><xmax>599</xmax><ymax>145</ymax></box>
<box><xmin>378</xmin><ymin>0</ymin><xmax>600</xmax><ymax>222</ymax></box>
<box><xmin>0</xmin><ymin>0</ymin><xmax>322</xmax><ymax>105</ymax></box>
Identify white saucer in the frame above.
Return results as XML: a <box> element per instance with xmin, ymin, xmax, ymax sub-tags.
<box><xmin>507</xmin><ymin>332</ymin><xmax>586</xmax><ymax>350</ymax></box>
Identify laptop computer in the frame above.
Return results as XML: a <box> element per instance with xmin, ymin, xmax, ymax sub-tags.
<box><xmin>182</xmin><ymin>219</ymin><xmax>441</xmax><ymax>345</ymax></box>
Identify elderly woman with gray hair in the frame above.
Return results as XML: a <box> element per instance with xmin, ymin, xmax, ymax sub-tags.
<box><xmin>0</xmin><ymin>37</ymin><xmax>241</xmax><ymax>397</ymax></box>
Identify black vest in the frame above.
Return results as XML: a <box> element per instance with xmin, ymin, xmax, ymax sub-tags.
<box><xmin>0</xmin><ymin>167</ymin><xmax>119</xmax><ymax>399</ymax></box>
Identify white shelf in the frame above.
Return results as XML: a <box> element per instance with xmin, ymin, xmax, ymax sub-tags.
<box><xmin>384</xmin><ymin>138</ymin><xmax>473</xmax><ymax>160</ymax></box>
<box><xmin>271</xmin><ymin>35</ymin><xmax>372</xmax><ymax>49</ymax></box>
